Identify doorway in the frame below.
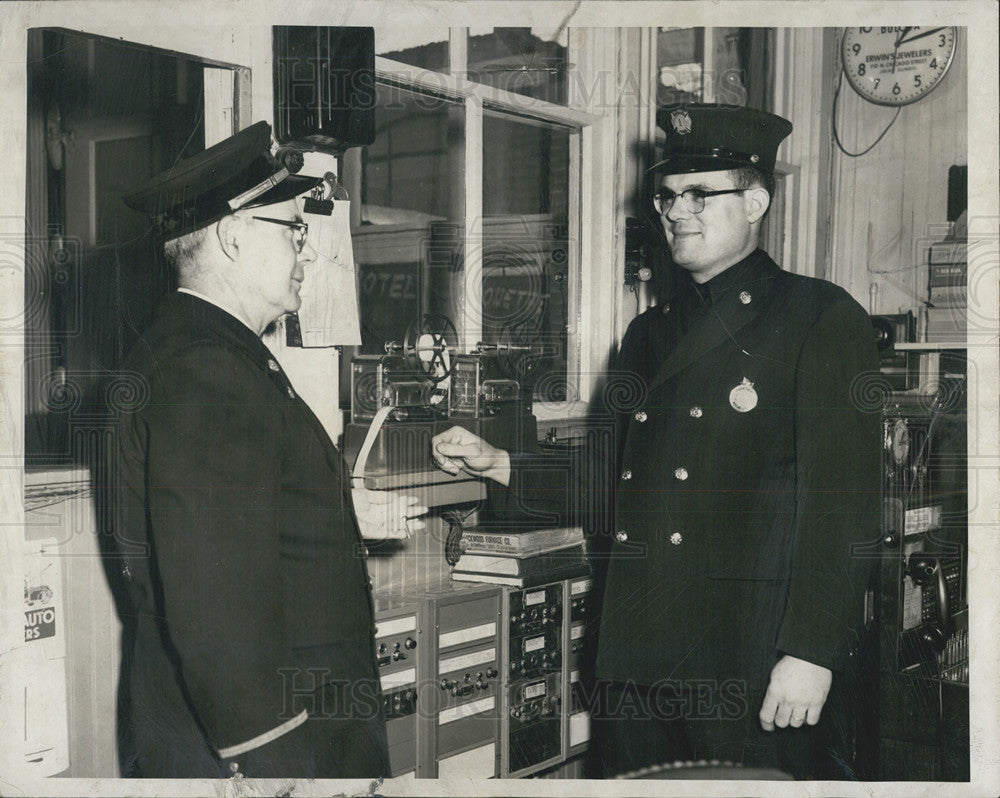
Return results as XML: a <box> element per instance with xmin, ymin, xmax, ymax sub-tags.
<box><xmin>21</xmin><ymin>28</ymin><xmax>247</xmax><ymax>777</ymax></box>
<box><xmin>24</xmin><ymin>28</ymin><xmax>246</xmax><ymax>467</ymax></box>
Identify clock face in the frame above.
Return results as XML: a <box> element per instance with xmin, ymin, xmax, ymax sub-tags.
<box><xmin>842</xmin><ymin>27</ymin><xmax>957</xmax><ymax>106</ymax></box>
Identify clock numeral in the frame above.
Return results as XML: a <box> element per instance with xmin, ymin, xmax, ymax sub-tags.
<box><xmin>857</xmin><ymin>63</ymin><xmax>866</xmax><ymax>77</ymax></box>
<box><xmin>939</xmin><ymin>34</ymin><xmax>947</xmax><ymax>47</ymax></box>
<box><xmin>873</xmin><ymin>78</ymin><xmax>880</xmax><ymax>90</ymax></box>
<box><xmin>930</xmin><ymin>58</ymin><xmax>938</xmax><ymax>70</ymax></box>
<box><xmin>892</xmin><ymin>82</ymin><xmax>901</xmax><ymax>96</ymax></box>
<box><xmin>859</xmin><ymin>26</ymin><xmax>872</xmax><ymax>33</ymax></box>
<box><xmin>852</xmin><ymin>43</ymin><xmax>861</xmax><ymax>55</ymax></box>
<box><xmin>914</xmin><ymin>74</ymin><xmax>922</xmax><ymax>88</ymax></box>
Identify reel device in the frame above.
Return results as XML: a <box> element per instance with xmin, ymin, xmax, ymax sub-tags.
<box><xmin>351</xmin><ymin>314</ymin><xmax>533</xmax><ymax>423</ymax></box>
<box><xmin>345</xmin><ymin>314</ymin><xmax>539</xmax><ymax>493</ymax></box>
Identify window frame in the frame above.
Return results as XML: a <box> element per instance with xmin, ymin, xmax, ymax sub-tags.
<box><xmin>369</xmin><ymin>35</ymin><xmax>606</xmax><ymax>422</ymax></box>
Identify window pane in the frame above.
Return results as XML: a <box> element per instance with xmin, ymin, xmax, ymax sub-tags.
<box><xmin>377</xmin><ymin>29</ymin><xmax>448</xmax><ymax>73</ymax></box>
<box><xmin>481</xmin><ymin>113</ymin><xmax>571</xmax><ymax>402</ymax></box>
<box><xmin>467</xmin><ymin>27</ymin><xmax>568</xmax><ymax>105</ymax></box>
<box><xmin>656</xmin><ymin>27</ymin><xmax>704</xmax><ymax>106</ymax></box>
<box><xmin>709</xmin><ymin>28</ymin><xmax>748</xmax><ymax>106</ymax></box>
<box><xmin>656</xmin><ymin>27</ymin><xmax>771</xmax><ymax>109</ymax></box>
<box><xmin>348</xmin><ymin>85</ymin><xmax>463</xmax><ymax>355</ymax></box>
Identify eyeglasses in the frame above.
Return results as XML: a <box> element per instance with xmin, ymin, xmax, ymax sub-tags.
<box><xmin>252</xmin><ymin>216</ymin><xmax>309</xmax><ymax>253</ymax></box>
<box><xmin>652</xmin><ymin>188</ymin><xmax>746</xmax><ymax>215</ymax></box>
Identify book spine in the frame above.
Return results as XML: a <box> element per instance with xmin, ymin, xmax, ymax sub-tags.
<box><xmin>928</xmin><ymin>243</ymin><xmax>967</xmax><ymax>265</ymax></box>
<box><xmin>461</xmin><ymin>540</ymin><xmax>583</xmax><ymax>558</ymax></box>
<box><xmin>452</xmin><ymin>563</ymin><xmax>591</xmax><ymax>589</ymax></box>
<box><xmin>927</xmin><ymin>286</ymin><xmax>968</xmax><ymax>306</ymax></box>
<box><xmin>461</xmin><ymin>546</ymin><xmax>569</xmax><ymax>558</ymax></box>
<box><xmin>456</xmin><ymin>548</ymin><xmax>586</xmax><ymax>578</ymax></box>
<box><xmin>460</xmin><ymin>534</ymin><xmax>522</xmax><ymax>549</ymax></box>
<box><xmin>928</xmin><ymin>262</ymin><xmax>968</xmax><ymax>288</ymax></box>
<box><xmin>460</xmin><ymin>527</ymin><xmax>582</xmax><ymax>552</ymax></box>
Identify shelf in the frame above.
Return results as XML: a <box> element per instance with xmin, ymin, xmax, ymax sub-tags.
<box><xmin>894</xmin><ymin>342</ymin><xmax>967</xmax><ymax>351</ymax></box>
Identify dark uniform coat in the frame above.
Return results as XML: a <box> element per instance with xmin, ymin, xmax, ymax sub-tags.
<box><xmin>506</xmin><ymin>248</ymin><xmax>880</xmax><ymax>696</ymax></box>
<box><xmin>114</xmin><ymin>292</ymin><xmax>388</xmax><ymax>778</ymax></box>
<box><xmin>592</xmin><ymin>249</ymin><xmax>881</xmax><ymax>692</ymax></box>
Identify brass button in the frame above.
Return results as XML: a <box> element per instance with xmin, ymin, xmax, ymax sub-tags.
<box><xmin>662</xmin><ymin>302</ymin><xmax>671</xmax><ymax>314</ymax></box>
<box><xmin>621</xmin><ymin>469</ymin><xmax>633</xmax><ymax>481</ymax></box>
<box><xmin>674</xmin><ymin>467</ymin><xmax>688</xmax><ymax>481</ymax></box>
<box><xmin>287</xmin><ymin>386</ymin><xmax>296</xmax><ymax>399</ymax></box>
<box><xmin>739</xmin><ymin>291</ymin><xmax>752</xmax><ymax>305</ymax></box>
<box><xmin>670</xmin><ymin>532</ymin><xmax>683</xmax><ymax>546</ymax></box>
<box><xmin>634</xmin><ymin>411</ymin><xmax>648</xmax><ymax>423</ymax></box>
<box><xmin>689</xmin><ymin>406</ymin><xmax>703</xmax><ymax>418</ymax></box>
<box><xmin>267</xmin><ymin>359</ymin><xmax>280</xmax><ymax>372</ymax></box>
<box><xmin>615</xmin><ymin>530</ymin><xmax>628</xmax><ymax>543</ymax></box>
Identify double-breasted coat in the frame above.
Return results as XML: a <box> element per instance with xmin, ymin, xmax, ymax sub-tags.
<box><xmin>507</xmin><ymin>249</ymin><xmax>881</xmax><ymax>695</ymax></box>
<box><xmin>114</xmin><ymin>292</ymin><xmax>387</xmax><ymax>777</ymax></box>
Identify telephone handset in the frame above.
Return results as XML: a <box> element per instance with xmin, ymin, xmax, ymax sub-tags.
<box><xmin>906</xmin><ymin>552</ymin><xmax>950</xmax><ymax>652</ymax></box>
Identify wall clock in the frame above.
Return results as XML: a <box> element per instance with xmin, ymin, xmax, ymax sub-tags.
<box><xmin>842</xmin><ymin>27</ymin><xmax>957</xmax><ymax>106</ymax></box>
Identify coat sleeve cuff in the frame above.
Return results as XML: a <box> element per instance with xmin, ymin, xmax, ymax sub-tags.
<box><xmin>216</xmin><ymin>709</ymin><xmax>309</xmax><ymax>759</ymax></box>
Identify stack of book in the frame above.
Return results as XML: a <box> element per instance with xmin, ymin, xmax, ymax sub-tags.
<box><xmin>451</xmin><ymin>526</ymin><xmax>588</xmax><ymax>587</ymax></box>
<box><xmin>925</xmin><ymin>238</ymin><xmax>967</xmax><ymax>343</ymax></box>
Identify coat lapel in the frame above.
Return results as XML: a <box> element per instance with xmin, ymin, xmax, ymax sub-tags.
<box><xmin>648</xmin><ymin>251</ymin><xmax>781</xmax><ymax>392</ymax></box>
<box><xmin>172</xmin><ymin>293</ymin><xmax>345</xmax><ymax>475</ymax></box>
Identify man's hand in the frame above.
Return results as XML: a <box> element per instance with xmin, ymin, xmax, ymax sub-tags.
<box><xmin>352</xmin><ymin>487</ymin><xmax>427</xmax><ymax>540</ymax></box>
<box><xmin>759</xmin><ymin>655</ymin><xmax>832</xmax><ymax>731</ymax></box>
<box><xmin>430</xmin><ymin>426</ymin><xmax>511</xmax><ymax>486</ymax></box>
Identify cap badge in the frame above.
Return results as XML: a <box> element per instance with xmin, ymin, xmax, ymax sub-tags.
<box><xmin>729</xmin><ymin>377</ymin><xmax>758</xmax><ymax>413</ymax></box>
<box><xmin>670</xmin><ymin>109</ymin><xmax>693</xmax><ymax>136</ymax></box>
<box><xmin>227</xmin><ymin>167</ymin><xmax>290</xmax><ymax>210</ymax></box>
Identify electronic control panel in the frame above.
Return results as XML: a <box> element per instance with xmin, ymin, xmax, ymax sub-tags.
<box><xmin>374</xmin><ymin>597</ymin><xmax>421</xmax><ymax>776</ymax></box>
<box><xmin>376</xmin><ymin>581</ymin><xmax>501</xmax><ymax>778</ymax></box>
<box><xmin>499</xmin><ymin>580</ymin><xmax>565</xmax><ymax>777</ymax></box>
<box><xmin>566</xmin><ymin>575</ymin><xmax>594</xmax><ymax>754</ymax></box>
<box><xmin>375</xmin><ymin>575</ymin><xmax>594</xmax><ymax>779</ymax></box>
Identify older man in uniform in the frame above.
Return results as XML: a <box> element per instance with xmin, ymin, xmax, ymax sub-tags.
<box><xmin>115</xmin><ymin>122</ymin><xmax>424</xmax><ymax>778</ymax></box>
<box><xmin>431</xmin><ymin>104</ymin><xmax>881</xmax><ymax>779</ymax></box>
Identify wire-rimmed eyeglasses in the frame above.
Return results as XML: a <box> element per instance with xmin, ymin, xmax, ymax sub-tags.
<box><xmin>652</xmin><ymin>188</ymin><xmax>746</xmax><ymax>216</ymax></box>
<box><xmin>252</xmin><ymin>216</ymin><xmax>309</xmax><ymax>253</ymax></box>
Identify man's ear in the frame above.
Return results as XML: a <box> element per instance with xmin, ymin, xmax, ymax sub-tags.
<box><xmin>215</xmin><ymin>214</ymin><xmax>241</xmax><ymax>262</ymax></box>
<box><xmin>744</xmin><ymin>187</ymin><xmax>771</xmax><ymax>225</ymax></box>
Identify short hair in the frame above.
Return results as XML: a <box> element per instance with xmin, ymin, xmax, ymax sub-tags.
<box><xmin>730</xmin><ymin>165</ymin><xmax>775</xmax><ymax>199</ymax></box>
<box><xmin>162</xmin><ymin>225</ymin><xmax>211</xmax><ymax>276</ymax></box>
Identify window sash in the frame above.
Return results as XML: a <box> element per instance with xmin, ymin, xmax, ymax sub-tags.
<box><xmin>372</xmin><ymin>40</ymin><xmax>598</xmax><ymax>416</ymax></box>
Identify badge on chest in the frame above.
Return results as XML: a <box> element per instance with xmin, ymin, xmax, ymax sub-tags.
<box><xmin>729</xmin><ymin>377</ymin><xmax>758</xmax><ymax>413</ymax></box>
